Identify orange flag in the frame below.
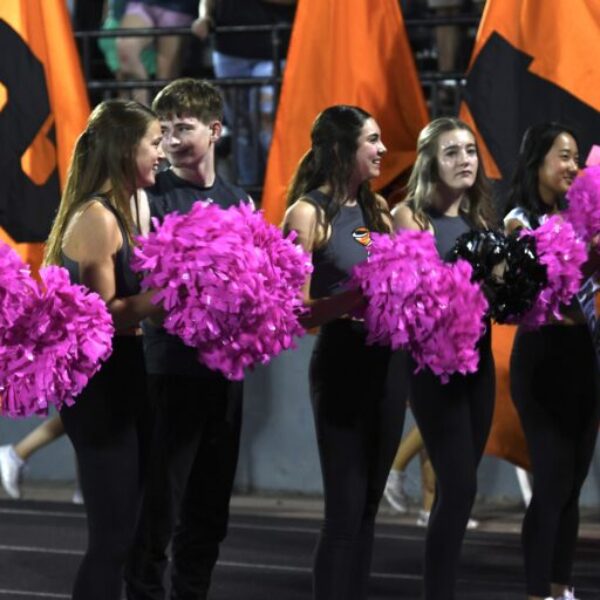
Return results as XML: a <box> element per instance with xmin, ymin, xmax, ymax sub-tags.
<box><xmin>487</xmin><ymin>324</ymin><xmax>530</xmax><ymax>470</ymax></box>
<box><xmin>0</xmin><ymin>0</ymin><xmax>90</xmax><ymax>273</ymax></box>
<box><xmin>462</xmin><ymin>0</ymin><xmax>600</xmax><ymax>469</ymax></box>
<box><xmin>461</xmin><ymin>0</ymin><xmax>600</xmax><ymax>182</ymax></box>
<box><xmin>261</xmin><ymin>0</ymin><xmax>429</xmax><ymax>225</ymax></box>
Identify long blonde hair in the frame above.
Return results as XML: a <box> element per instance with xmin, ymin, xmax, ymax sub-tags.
<box><xmin>405</xmin><ymin>117</ymin><xmax>495</xmax><ymax>230</ymax></box>
<box><xmin>45</xmin><ymin>99</ymin><xmax>157</xmax><ymax>266</ymax></box>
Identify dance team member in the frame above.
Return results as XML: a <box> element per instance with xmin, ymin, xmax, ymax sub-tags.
<box><xmin>505</xmin><ymin>122</ymin><xmax>600</xmax><ymax>600</ymax></box>
<box><xmin>393</xmin><ymin>117</ymin><xmax>496</xmax><ymax>600</ymax></box>
<box><xmin>283</xmin><ymin>105</ymin><xmax>408</xmax><ymax>600</ymax></box>
<box><xmin>44</xmin><ymin>99</ymin><xmax>164</xmax><ymax>600</ymax></box>
<box><xmin>125</xmin><ymin>78</ymin><xmax>250</xmax><ymax>600</ymax></box>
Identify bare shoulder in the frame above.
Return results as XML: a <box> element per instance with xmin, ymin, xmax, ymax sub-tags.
<box><xmin>283</xmin><ymin>198</ymin><xmax>319</xmax><ymax>230</ymax></box>
<box><xmin>282</xmin><ymin>198</ymin><xmax>321</xmax><ymax>251</ymax></box>
<box><xmin>391</xmin><ymin>202</ymin><xmax>422</xmax><ymax>232</ymax></box>
<box><xmin>64</xmin><ymin>199</ymin><xmax>122</xmax><ymax>260</ymax></box>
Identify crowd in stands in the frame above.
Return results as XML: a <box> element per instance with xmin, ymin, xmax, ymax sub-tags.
<box><xmin>64</xmin><ymin>0</ymin><xmax>487</xmax><ymax>191</ymax></box>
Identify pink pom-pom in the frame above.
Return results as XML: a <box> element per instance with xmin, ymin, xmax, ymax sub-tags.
<box><xmin>411</xmin><ymin>259</ymin><xmax>488</xmax><ymax>383</ymax></box>
<box><xmin>0</xmin><ymin>266</ymin><xmax>114</xmax><ymax>418</ymax></box>
<box><xmin>586</xmin><ymin>145</ymin><xmax>600</xmax><ymax>167</ymax></box>
<box><xmin>351</xmin><ymin>230</ymin><xmax>441</xmax><ymax>348</ymax></box>
<box><xmin>352</xmin><ymin>230</ymin><xmax>488</xmax><ymax>383</ymax></box>
<box><xmin>133</xmin><ymin>201</ymin><xmax>311</xmax><ymax>380</ymax></box>
<box><xmin>518</xmin><ymin>216</ymin><xmax>586</xmax><ymax>329</ymax></box>
<box><xmin>564</xmin><ymin>165</ymin><xmax>600</xmax><ymax>244</ymax></box>
<box><xmin>0</xmin><ymin>242</ymin><xmax>36</xmax><ymax>330</ymax></box>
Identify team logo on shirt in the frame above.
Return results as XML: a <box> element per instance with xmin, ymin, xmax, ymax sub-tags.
<box><xmin>352</xmin><ymin>227</ymin><xmax>371</xmax><ymax>247</ymax></box>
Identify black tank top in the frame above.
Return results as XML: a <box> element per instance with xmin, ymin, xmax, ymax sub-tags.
<box><xmin>425</xmin><ymin>207</ymin><xmax>471</xmax><ymax>260</ymax></box>
<box><xmin>307</xmin><ymin>191</ymin><xmax>371</xmax><ymax>299</ymax></box>
<box><xmin>61</xmin><ymin>196</ymin><xmax>141</xmax><ymax>298</ymax></box>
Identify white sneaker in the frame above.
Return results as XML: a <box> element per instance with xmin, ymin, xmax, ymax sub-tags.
<box><xmin>0</xmin><ymin>445</ymin><xmax>25</xmax><ymax>499</ymax></box>
<box><xmin>416</xmin><ymin>509</ymin><xmax>430</xmax><ymax>527</ymax></box>
<box><xmin>72</xmin><ymin>488</ymin><xmax>83</xmax><ymax>505</ymax></box>
<box><xmin>556</xmin><ymin>589</ymin><xmax>578</xmax><ymax>600</ymax></box>
<box><xmin>383</xmin><ymin>470</ymin><xmax>408</xmax><ymax>513</ymax></box>
<box><xmin>415</xmin><ymin>510</ymin><xmax>479</xmax><ymax>530</ymax></box>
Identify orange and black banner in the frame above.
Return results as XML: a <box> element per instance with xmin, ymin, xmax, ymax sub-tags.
<box><xmin>0</xmin><ymin>0</ymin><xmax>89</xmax><ymax>272</ymax></box>
<box><xmin>461</xmin><ymin>0</ymin><xmax>600</xmax><ymax>184</ymax></box>
<box><xmin>462</xmin><ymin>0</ymin><xmax>600</xmax><ymax>469</ymax></box>
<box><xmin>261</xmin><ymin>0</ymin><xmax>429</xmax><ymax>226</ymax></box>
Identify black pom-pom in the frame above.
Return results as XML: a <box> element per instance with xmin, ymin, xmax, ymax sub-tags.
<box><xmin>446</xmin><ymin>230</ymin><xmax>507</xmax><ymax>281</ymax></box>
<box><xmin>448</xmin><ymin>230</ymin><xmax>548</xmax><ymax>323</ymax></box>
<box><xmin>492</xmin><ymin>233</ymin><xmax>548</xmax><ymax>323</ymax></box>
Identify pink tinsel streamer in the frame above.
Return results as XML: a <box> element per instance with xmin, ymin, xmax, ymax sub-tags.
<box><xmin>0</xmin><ymin>259</ymin><xmax>114</xmax><ymax>418</ymax></box>
<box><xmin>518</xmin><ymin>216</ymin><xmax>586</xmax><ymax>329</ymax></box>
<box><xmin>352</xmin><ymin>231</ymin><xmax>488</xmax><ymax>383</ymax></box>
<box><xmin>0</xmin><ymin>244</ymin><xmax>36</xmax><ymax>330</ymax></box>
<box><xmin>132</xmin><ymin>201</ymin><xmax>311</xmax><ymax>380</ymax></box>
<box><xmin>564</xmin><ymin>165</ymin><xmax>600</xmax><ymax>244</ymax></box>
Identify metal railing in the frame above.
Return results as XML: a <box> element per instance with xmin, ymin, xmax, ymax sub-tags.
<box><xmin>73</xmin><ymin>14</ymin><xmax>481</xmax><ymax>197</ymax></box>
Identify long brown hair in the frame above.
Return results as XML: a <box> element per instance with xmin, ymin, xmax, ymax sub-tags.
<box><xmin>45</xmin><ymin>99</ymin><xmax>157</xmax><ymax>265</ymax></box>
<box><xmin>286</xmin><ymin>105</ymin><xmax>390</xmax><ymax>234</ymax></box>
<box><xmin>405</xmin><ymin>117</ymin><xmax>495</xmax><ymax>230</ymax></box>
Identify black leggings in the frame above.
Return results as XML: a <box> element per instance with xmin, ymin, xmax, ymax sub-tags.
<box><xmin>61</xmin><ymin>336</ymin><xmax>150</xmax><ymax>600</ymax></box>
<box><xmin>408</xmin><ymin>327</ymin><xmax>495</xmax><ymax>600</ymax></box>
<box><xmin>125</xmin><ymin>374</ymin><xmax>243</xmax><ymax>600</ymax></box>
<box><xmin>511</xmin><ymin>324</ymin><xmax>600</xmax><ymax>597</ymax></box>
<box><xmin>310</xmin><ymin>321</ymin><xmax>408</xmax><ymax>600</ymax></box>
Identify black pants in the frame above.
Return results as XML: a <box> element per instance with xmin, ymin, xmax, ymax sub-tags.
<box><xmin>511</xmin><ymin>324</ymin><xmax>600</xmax><ymax>597</ymax></box>
<box><xmin>125</xmin><ymin>373</ymin><xmax>243</xmax><ymax>600</ymax></box>
<box><xmin>61</xmin><ymin>336</ymin><xmax>150</xmax><ymax>600</ymax></box>
<box><xmin>310</xmin><ymin>321</ymin><xmax>408</xmax><ymax>600</ymax></box>
<box><xmin>408</xmin><ymin>327</ymin><xmax>495</xmax><ymax>600</ymax></box>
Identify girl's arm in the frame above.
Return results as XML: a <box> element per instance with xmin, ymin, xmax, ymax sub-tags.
<box><xmin>283</xmin><ymin>199</ymin><xmax>364</xmax><ymax>329</ymax></box>
<box><xmin>64</xmin><ymin>201</ymin><xmax>163</xmax><ymax>332</ymax></box>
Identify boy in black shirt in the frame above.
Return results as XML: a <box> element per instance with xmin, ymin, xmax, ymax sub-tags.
<box><xmin>126</xmin><ymin>78</ymin><xmax>250</xmax><ymax>600</ymax></box>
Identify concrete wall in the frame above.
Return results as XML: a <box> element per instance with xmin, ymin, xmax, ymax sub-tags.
<box><xmin>2</xmin><ymin>334</ymin><xmax>600</xmax><ymax>507</ymax></box>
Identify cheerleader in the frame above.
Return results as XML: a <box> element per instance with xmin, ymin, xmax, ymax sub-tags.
<box><xmin>505</xmin><ymin>122</ymin><xmax>600</xmax><ymax>600</ymax></box>
<box><xmin>283</xmin><ymin>105</ymin><xmax>409</xmax><ymax>600</ymax></box>
<box><xmin>393</xmin><ymin>117</ymin><xmax>496</xmax><ymax>600</ymax></box>
<box><xmin>44</xmin><ymin>100</ymin><xmax>163</xmax><ymax>600</ymax></box>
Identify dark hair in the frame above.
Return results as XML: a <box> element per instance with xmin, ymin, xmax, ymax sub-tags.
<box><xmin>506</xmin><ymin>122</ymin><xmax>579</xmax><ymax>226</ymax></box>
<box><xmin>405</xmin><ymin>117</ymin><xmax>495</xmax><ymax>230</ymax></box>
<box><xmin>45</xmin><ymin>99</ymin><xmax>157</xmax><ymax>265</ymax></box>
<box><xmin>286</xmin><ymin>105</ymin><xmax>390</xmax><ymax>233</ymax></box>
<box><xmin>152</xmin><ymin>78</ymin><xmax>223</xmax><ymax>123</ymax></box>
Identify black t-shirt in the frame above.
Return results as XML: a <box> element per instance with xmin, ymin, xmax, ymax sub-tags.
<box><xmin>142</xmin><ymin>169</ymin><xmax>250</xmax><ymax>377</ymax></box>
<box><xmin>214</xmin><ymin>0</ymin><xmax>296</xmax><ymax>60</ymax></box>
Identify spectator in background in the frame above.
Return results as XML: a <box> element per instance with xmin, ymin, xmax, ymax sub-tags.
<box><xmin>117</xmin><ymin>0</ymin><xmax>198</xmax><ymax>105</ymax></box>
<box><xmin>383</xmin><ymin>423</ymin><xmax>480</xmax><ymax>529</ymax></box>
<box><xmin>99</xmin><ymin>0</ymin><xmax>158</xmax><ymax>92</ymax></box>
<box><xmin>0</xmin><ymin>417</ymin><xmax>68</xmax><ymax>500</ymax></box>
<box><xmin>193</xmin><ymin>0</ymin><xmax>297</xmax><ymax>188</ymax></box>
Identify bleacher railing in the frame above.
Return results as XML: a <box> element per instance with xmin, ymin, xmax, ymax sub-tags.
<box><xmin>74</xmin><ymin>14</ymin><xmax>480</xmax><ymax>197</ymax></box>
